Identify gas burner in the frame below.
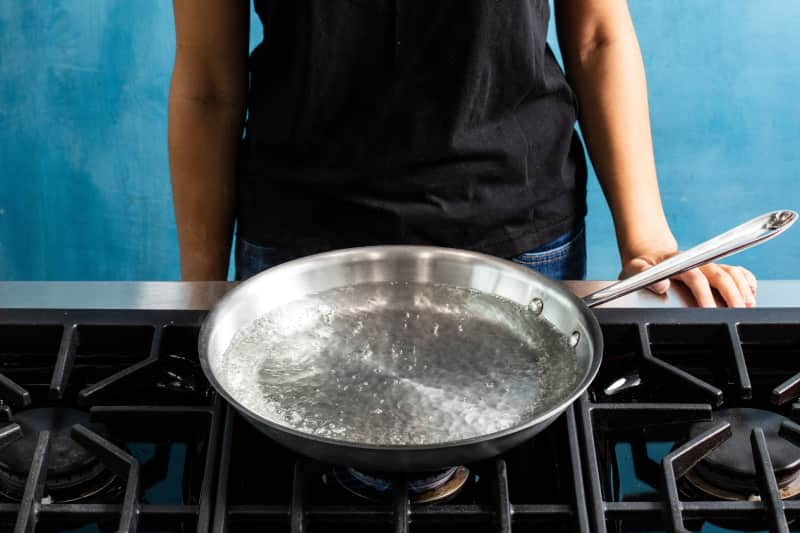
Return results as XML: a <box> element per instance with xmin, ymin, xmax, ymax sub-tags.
<box><xmin>329</xmin><ymin>466</ymin><xmax>470</xmax><ymax>503</ymax></box>
<box><xmin>0</xmin><ymin>408</ymin><xmax>120</xmax><ymax>503</ymax></box>
<box><xmin>685</xmin><ymin>408</ymin><xmax>800</xmax><ymax>501</ymax></box>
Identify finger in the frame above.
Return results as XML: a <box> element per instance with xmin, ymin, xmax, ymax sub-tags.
<box><xmin>648</xmin><ymin>279</ymin><xmax>671</xmax><ymax>295</ymax></box>
<box><xmin>740</xmin><ymin>267</ymin><xmax>757</xmax><ymax>294</ymax></box>
<box><xmin>702</xmin><ymin>264</ymin><xmax>745</xmax><ymax>308</ymax></box>
<box><xmin>723</xmin><ymin>265</ymin><xmax>755</xmax><ymax>307</ymax></box>
<box><xmin>675</xmin><ymin>268</ymin><xmax>716</xmax><ymax>308</ymax></box>
<box><xmin>622</xmin><ymin>258</ymin><xmax>670</xmax><ymax>294</ymax></box>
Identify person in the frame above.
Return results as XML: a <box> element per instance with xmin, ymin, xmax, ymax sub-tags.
<box><xmin>169</xmin><ymin>0</ymin><xmax>757</xmax><ymax>307</ymax></box>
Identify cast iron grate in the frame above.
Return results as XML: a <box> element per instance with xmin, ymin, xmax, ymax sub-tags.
<box><xmin>0</xmin><ymin>309</ymin><xmax>221</xmax><ymax>533</ymax></box>
<box><xmin>582</xmin><ymin>307</ymin><xmax>800</xmax><ymax>533</ymax></box>
<box><xmin>4</xmin><ymin>306</ymin><xmax>800</xmax><ymax>533</ymax></box>
<box><xmin>211</xmin><ymin>402</ymin><xmax>590</xmax><ymax>533</ymax></box>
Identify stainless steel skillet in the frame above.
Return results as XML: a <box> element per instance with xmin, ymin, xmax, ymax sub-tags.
<box><xmin>199</xmin><ymin>210</ymin><xmax>795</xmax><ymax>472</ymax></box>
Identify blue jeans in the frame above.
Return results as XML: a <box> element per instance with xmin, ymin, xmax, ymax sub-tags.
<box><xmin>509</xmin><ymin>225</ymin><xmax>586</xmax><ymax>280</ymax></box>
<box><xmin>235</xmin><ymin>225</ymin><xmax>586</xmax><ymax>281</ymax></box>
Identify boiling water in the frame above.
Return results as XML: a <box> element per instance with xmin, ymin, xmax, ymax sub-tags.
<box><xmin>214</xmin><ymin>282</ymin><xmax>581</xmax><ymax>445</ymax></box>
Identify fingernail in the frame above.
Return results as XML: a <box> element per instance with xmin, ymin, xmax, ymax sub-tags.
<box><xmin>650</xmin><ymin>280</ymin><xmax>669</xmax><ymax>294</ymax></box>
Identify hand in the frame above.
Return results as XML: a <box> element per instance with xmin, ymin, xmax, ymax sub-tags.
<box><xmin>620</xmin><ymin>249</ymin><xmax>758</xmax><ymax>308</ymax></box>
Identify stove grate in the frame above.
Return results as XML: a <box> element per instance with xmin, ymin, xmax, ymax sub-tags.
<box><xmin>582</xmin><ymin>307</ymin><xmax>800</xmax><ymax>533</ymax></box>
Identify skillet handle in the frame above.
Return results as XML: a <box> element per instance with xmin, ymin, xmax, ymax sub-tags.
<box><xmin>582</xmin><ymin>210</ymin><xmax>797</xmax><ymax>308</ymax></box>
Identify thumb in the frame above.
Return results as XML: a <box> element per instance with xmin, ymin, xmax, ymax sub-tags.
<box><xmin>621</xmin><ymin>257</ymin><xmax>671</xmax><ymax>295</ymax></box>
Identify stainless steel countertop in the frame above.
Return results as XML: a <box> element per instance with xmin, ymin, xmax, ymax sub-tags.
<box><xmin>0</xmin><ymin>281</ymin><xmax>798</xmax><ymax>310</ymax></box>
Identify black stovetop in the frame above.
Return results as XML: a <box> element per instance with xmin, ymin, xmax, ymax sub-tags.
<box><xmin>0</xmin><ymin>307</ymin><xmax>799</xmax><ymax>533</ymax></box>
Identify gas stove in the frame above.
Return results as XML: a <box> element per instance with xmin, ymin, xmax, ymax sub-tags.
<box><xmin>0</xmin><ymin>303</ymin><xmax>798</xmax><ymax>533</ymax></box>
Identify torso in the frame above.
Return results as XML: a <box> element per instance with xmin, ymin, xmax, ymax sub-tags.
<box><xmin>237</xmin><ymin>0</ymin><xmax>587</xmax><ymax>257</ymax></box>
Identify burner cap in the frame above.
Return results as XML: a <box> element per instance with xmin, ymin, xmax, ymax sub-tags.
<box><xmin>330</xmin><ymin>466</ymin><xmax>470</xmax><ymax>503</ymax></box>
<box><xmin>0</xmin><ymin>408</ymin><xmax>117</xmax><ymax>502</ymax></box>
<box><xmin>688</xmin><ymin>408</ymin><xmax>800</xmax><ymax>497</ymax></box>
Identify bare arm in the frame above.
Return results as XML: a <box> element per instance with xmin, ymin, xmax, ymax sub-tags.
<box><xmin>169</xmin><ymin>0</ymin><xmax>250</xmax><ymax>280</ymax></box>
<box><xmin>554</xmin><ymin>0</ymin><xmax>756</xmax><ymax>307</ymax></box>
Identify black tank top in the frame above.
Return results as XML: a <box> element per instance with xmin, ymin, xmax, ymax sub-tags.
<box><xmin>237</xmin><ymin>0</ymin><xmax>587</xmax><ymax>257</ymax></box>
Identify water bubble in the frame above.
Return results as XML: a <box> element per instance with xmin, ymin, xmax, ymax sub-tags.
<box><xmin>216</xmin><ymin>281</ymin><xmax>576</xmax><ymax>446</ymax></box>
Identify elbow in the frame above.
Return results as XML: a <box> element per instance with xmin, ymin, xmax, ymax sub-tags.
<box><xmin>556</xmin><ymin>1</ymin><xmax>639</xmax><ymax>72</ymax></box>
<box><xmin>170</xmin><ymin>79</ymin><xmax>247</xmax><ymax>115</ymax></box>
<box><xmin>170</xmin><ymin>57</ymin><xmax>248</xmax><ymax>114</ymax></box>
<box><xmin>577</xmin><ymin>34</ymin><xmax>615</xmax><ymax>63</ymax></box>
<box><xmin>568</xmin><ymin>16</ymin><xmax>639</xmax><ymax>70</ymax></box>
<box><xmin>571</xmin><ymin>31</ymin><xmax>622</xmax><ymax>69</ymax></box>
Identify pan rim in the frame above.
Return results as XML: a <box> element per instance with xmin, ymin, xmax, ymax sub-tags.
<box><xmin>198</xmin><ymin>244</ymin><xmax>604</xmax><ymax>452</ymax></box>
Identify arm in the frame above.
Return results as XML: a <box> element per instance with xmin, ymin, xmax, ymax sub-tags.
<box><xmin>554</xmin><ymin>0</ymin><xmax>756</xmax><ymax>307</ymax></box>
<box><xmin>169</xmin><ymin>0</ymin><xmax>250</xmax><ymax>280</ymax></box>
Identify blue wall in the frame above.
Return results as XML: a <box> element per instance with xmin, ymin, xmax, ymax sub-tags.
<box><xmin>1</xmin><ymin>1</ymin><xmax>798</xmax><ymax>281</ymax></box>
